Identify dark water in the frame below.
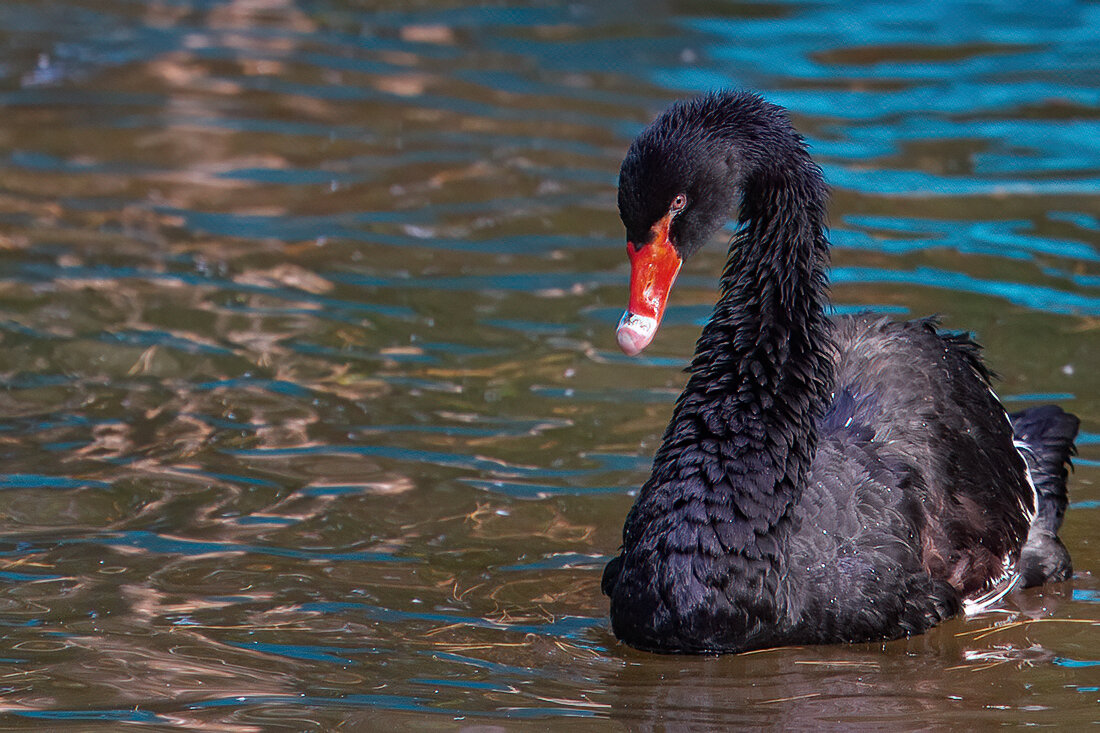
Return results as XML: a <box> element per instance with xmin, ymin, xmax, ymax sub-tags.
<box><xmin>0</xmin><ymin>0</ymin><xmax>1096</xmax><ymax>729</ymax></box>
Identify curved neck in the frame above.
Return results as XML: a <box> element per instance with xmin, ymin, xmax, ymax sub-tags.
<box><xmin>653</xmin><ymin>158</ymin><xmax>834</xmax><ymax>539</ymax></box>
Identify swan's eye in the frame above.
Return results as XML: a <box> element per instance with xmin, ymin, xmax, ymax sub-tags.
<box><xmin>669</xmin><ymin>193</ymin><xmax>688</xmax><ymax>214</ymax></box>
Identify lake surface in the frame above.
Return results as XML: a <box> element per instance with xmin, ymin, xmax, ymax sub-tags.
<box><xmin>0</xmin><ymin>0</ymin><xmax>1097</xmax><ymax>729</ymax></box>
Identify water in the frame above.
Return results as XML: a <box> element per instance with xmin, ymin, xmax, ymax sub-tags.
<box><xmin>0</xmin><ymin>0</ymin><xmax>1096</xmax><ymax>728</ymax></box>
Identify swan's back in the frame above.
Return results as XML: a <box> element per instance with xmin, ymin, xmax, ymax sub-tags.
<box><xmin>813</xmin><ymin>316</ymin><xmax>1033</xmax><ymax>595</ymax></box>
<box><xmin>773</xmin><ymin>315</ymin><xmax>1036</xmax><ymax>643</ymax></box>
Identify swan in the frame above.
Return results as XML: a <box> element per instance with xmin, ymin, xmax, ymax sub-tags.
<box><xmin>601</xmin><ymin>90</ymin><xmax>1078</xmax><ymax>654</ymax></box>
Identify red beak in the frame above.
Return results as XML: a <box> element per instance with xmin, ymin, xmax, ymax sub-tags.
<box><xmin>616</xmin><ymin>212</ymin><xmax>682</xmax><ymax>356</ymax></box>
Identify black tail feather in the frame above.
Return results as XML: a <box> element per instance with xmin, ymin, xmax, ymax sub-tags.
<box><xmin>1010</xmin><ymin>405</ymin><xmax>1079</xmax><ymax>587</ymax></box>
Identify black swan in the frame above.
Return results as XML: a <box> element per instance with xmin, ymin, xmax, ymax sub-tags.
<box><xmin>601</xmin><ymin>90</ymin><xmax>1078</xmax><ymax>654</ymax></box>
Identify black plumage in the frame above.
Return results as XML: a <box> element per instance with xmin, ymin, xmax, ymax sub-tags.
<box><xmin>603</xmin><ymin>90</ymin><xmax>1078</xmax><ymax>654</ymax></box>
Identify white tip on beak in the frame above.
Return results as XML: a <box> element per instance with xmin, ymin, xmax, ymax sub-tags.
<box><xmin>616</xmin><ymin>311</ymin><xmax>658</xmax><ymax>356</ymax></box>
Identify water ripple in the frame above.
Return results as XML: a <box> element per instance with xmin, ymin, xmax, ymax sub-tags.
<box><xmin>0</xmin><ymin>0</ymin><xmax>1096</xmax><ymax>728</ymax></box>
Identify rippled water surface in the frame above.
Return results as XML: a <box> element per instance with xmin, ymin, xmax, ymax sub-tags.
<box><xmin>0</xmin><ymin>0</ymin><xmax>1098</xmax><ymax>729</ymax></box>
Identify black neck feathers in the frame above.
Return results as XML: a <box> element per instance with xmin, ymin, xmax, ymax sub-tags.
<box><xmin>606</xmin><ymin>94</ymin><xmax>835</xmax><ymax>651</ymax></box>
<box><xmin>655</xmin><ymin>138</ymin><xmax>834</xmax><ymax>536</ymax></box>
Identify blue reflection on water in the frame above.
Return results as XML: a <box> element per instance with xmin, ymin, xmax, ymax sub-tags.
<box><xmin>228</xmin><ymin>641</ymin><xmax>378</xmax><ymax>664</ymax></box>
<box><xmin>832</xmin><ymin>266</ymin><xmax>1100</xmax><ymax>315</ymax></box>
<box><xmin>183</xmin><ymin>693</ymin><xmax>599</xmax><ymax>718</ymax></box>
<box><xmin>838</xmin><ymin>216</ymin><xmax>1100</xmax><ymax>261</ymax></box>
<box><xmin>0</xmin><ymin>474</ymin><xmax>111</xmax><ymax>490</ymax></box>
<box><xmin>1054</xmin><ymin>657</ymin><xmax>1100</xmax><ymax>667</ymax></box>
<box><xmin>15</xmin><ymin>710</ymin><xmax>168</xmax><ymax>723</ymax></box>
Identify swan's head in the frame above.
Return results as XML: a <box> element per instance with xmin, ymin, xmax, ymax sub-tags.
<box><xmin>614</xmin><ymin>90</ymin><xmax>796</xmax><ymax>355</ymax></box>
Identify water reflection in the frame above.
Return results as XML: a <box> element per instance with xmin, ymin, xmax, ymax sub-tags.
<box><xmin>0</xmin><ymin>0</ymin><xmax>1096</xmax><ymax>728</ymax></box>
